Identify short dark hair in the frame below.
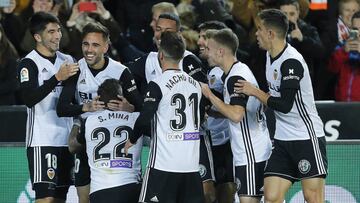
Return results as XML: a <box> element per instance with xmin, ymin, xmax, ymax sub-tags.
<box><xmin>278</xmin><ymin>0</ymin><xmax>299</xmax><ymax>8</ymax></box>
<box><xmin>82</xmin><ymin>22</ymin><xmax>110</xmax><ymax>43</ymax></box>
<box><xmin>352</xmin><ymin>11</ymin><xmax>360</xmax><ymax>21</ymax></box>
<box><xmin>29</xmin><ymin>11</ymin><xmax>60</xmax><ymax>36</ymax></box>
<box><xmin>197</xmin><ymin>20</ymin><xmax>227</xmax><ymax>32</ymax></box>
<box><xmin>159</xmin><ymin>31</ymin><xmax>185</xmax><ymax>63</ymax></box>
<box><xmin>258</xmin><ymin>9</ymin><xmax>289</xmax><ymax>39</ymax></box>
<box><xmin>206</xmin><ymin>28</ymin><xmax>238</xmax><ymax>55</ymax></box>
<box><xmin>158</xmin><ymin>13</ymin><xmax>181</xmax><ymax>31</ymax></box>
<box><xmin>97</xmin><ymin>79</ymin><xmax>122</xmax><ymax>105</ymax></box>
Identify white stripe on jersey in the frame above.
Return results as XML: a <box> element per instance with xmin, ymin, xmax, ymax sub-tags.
<box><xmin>266</xmin><ymin>44</ymin><xmax>325</xmax><ymax>141</ymax></box>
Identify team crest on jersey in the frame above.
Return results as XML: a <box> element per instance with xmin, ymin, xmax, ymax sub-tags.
<box><xmin>199</xmin><ymin>164</ymin><xmax>207</xmax><ymax>178</ymax></box>
<box><xmin>209</xmin><ymin>75</ymin><xmax>216</xmax><ymax>86</ymax></box>
<box><xmin>273</xmin><ymin>69</ymin><xmax>278</xmax><ymax>80</ymax></box>
<box><xmin>20</xmin><ymin>68</ymin><xmax>29</xmax><ymax>83</ymax></box>
<box><xmin>298</xmin><ymin>159</ymin><xmax>311</xmax><ymax>174</ymax></box>
<box><xmin>47</xmin><ymin>168</ymin><xmax>55</xmax><ymax>180</ymax></box>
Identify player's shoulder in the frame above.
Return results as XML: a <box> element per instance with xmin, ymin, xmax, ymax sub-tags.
<box><xmin>56</xmin><ymin>51</ymin><xmax>75</xmax><ymax>62</ymax></box>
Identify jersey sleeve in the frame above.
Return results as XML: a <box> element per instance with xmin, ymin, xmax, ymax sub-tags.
<box><xmin>119</xmin><ymin>68</ymin><xmax>143</xmax><ymax>111</ymax></box>
<box><xmin>17</xmin><ymin>58</ymin><xmax>59</xmax><ymax>108</ymax></box>
<box><xmin>280</xmin><ymin>58</ymin><xmax>304</xmax><ymax>90</ymax></box>
<box><xmin>125</xmin><ymin>54</ymin><xmax>148</xmax><ymax>94</ymax></box>
<box><xmin>56</xmin><ymin>72</ymin><xmax>82</xmax><ymax>117</ymax></box>
<box><xmin>227</xmin><ymin>75</ymin><xmax>248</xmax><ymax>107</ymax></box>
<box><xmin>130</xmin><ymin>81</ymin><xmax>162</xmax><ymax>143</ymax></box>
<box><xmin>182</xmin><ymin>54</ymin><xmax>207</xmax><ymax>83</ymax></box>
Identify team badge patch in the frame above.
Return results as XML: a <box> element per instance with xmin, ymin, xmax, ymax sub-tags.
<box><xmin>209</xmin><ymin>75</ymin><xmax>216</xmax><ymax>86</ymax></box>
<box><xmin>199</xmin><ymin>164</ymin><xmax>207</xmax><ymax>178</ymax></box>
<box><xmin>20</xmin><ymin>68</ymin><xmax>29</xmax><ymax>83</ymax></box>
<box><xmin>47</xmin><ymin>168</ymin><xmax>55</xmax><ymax>180</ymax></box>
<box><xmin>298</xmin><ymin>159</ymin><xmax>311</xmax><ymax>174</ymax></box>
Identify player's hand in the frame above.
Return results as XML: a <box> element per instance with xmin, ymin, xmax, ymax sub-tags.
<box><xmin>82</xmin><ymin>96</ymin><xmax>105</xmax><ymax>112</ymax></box>
<box><xmin>55</xmin><ymin>61</ymin><xmax>79</xmax><ymax>81</ymax></box>
<box><xmin>107</xmin><ymin>96</ymin><xmax>135</xmax><ymax>112</ymax></box>
<box><xmin>234</xmin><ymin>80</ymin><xmax>256</xmax><ymax>96</ymax></box>
<box><xmin>124</xmin><ymin>140</ymin><xmax>134</xmax><ymax>156</ymax></box>
<box><xmin>200</xmin><ymin>82</ymin><xmax>212</xmax><ymax>99</ymax></box>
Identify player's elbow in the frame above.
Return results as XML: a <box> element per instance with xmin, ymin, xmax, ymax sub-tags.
<box><xmin>229</xmin><ymin>113</ymin><xmax>244</xmax><ymax>123</ymax></box>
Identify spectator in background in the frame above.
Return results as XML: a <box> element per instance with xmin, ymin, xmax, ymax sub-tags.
<box><xmin>19</xmin><ymin>0</ymin><xmax>70</xmax><ymax>56</ymax></box>
<box><xmin>0</xmin><ymin>0</ymin><xmax>25</xmax><ymax>55</ymax></box>
<box><xmin>337</xmin><ymin>0</ymin><xmax>360</xmax><ymax>43</ymax></box>
<box><xmin>279</xmin><ymin>0</ymin><xmax>324</xmax><ymax>90</ymax></box>
<box><xmin>328</xmin><ymin>11</ymin><xmax>360</xmax><ymax>101</ymax></box>
<box><xmin>65</xmin><ymin>0</ymin><xmax>121</xmax><ymax>60</ymax></box>
<box><xmin>0</xmin><ymin>24</ymin><xmax>19</xmax><ymax>105</ymax></box>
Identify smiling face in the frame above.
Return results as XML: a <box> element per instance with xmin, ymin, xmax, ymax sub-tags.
<box><xmin>154</xmin><ymin>18</ymin><xmax>178</xmax><ymax>48</ymax></box>
<box><xmin>82</xmin><ymin>32</ymin><xmax>108</xmax><ymax>69</ymax></box>
<box><xmin>197</xmin><ymin>30</ymin><xmax>208</xmax><ymax>59</ymax></box>
<box><xmin>36</xmin><ymin>22</ymin><xmax>62</xmax><ymax>55</ymax></box>
<box><xmin>340</xmin><ymin>0</ymin><xmax>360</xmax><ymax>27</ymax></box>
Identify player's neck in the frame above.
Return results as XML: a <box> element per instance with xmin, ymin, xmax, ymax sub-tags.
<box><xmin>269</xmin><ymin>39</ymin><xmax>286</xmax><ymax>58</ymax></box>
<box><xmin>36</xmin><ymin>45</ymin><xmax>56</xmax><ymax>57</ymax></box>
<box><xmin>161</xmin><ymin>61</ymin><xmax>179</xmax><ymax>72</ymax></box>
<box><xmin>90</xmin><ymin>57</ymin><xmax>105</xmax><ymax>70</ymax></box>
<box><xmin>221</xmin><ymin>55</ymin><xmax>237</xmax><ymax>75</ymax></box>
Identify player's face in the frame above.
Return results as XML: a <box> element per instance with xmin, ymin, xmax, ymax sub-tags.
<box><xmin>37</xmin><ymin>22</ymin><xmax>62</xmax><ymax>55</ymax></box>
<box><xmin>206</xmin><ymin>39</ymin><xmax>220</xmax><ymax>66</ymax></box>
<box><xmin>82</xmin><ymin>32</ymin><xmax>108</xmax><ymax>68</ymax></box>
<box><xmin>197</xmin><ymin>30</ymin><xmax>208</xmax><ymax>59</ymax></box>
<box><xmin>150</xmin><ymin>10</ymin><xmax>161</xmax><ymax>32</ymax></box>
<box><xmin>255</xmin><ymin>20</ymin><xmax>270</xmax><ymax>51</ymax></box>
<box><xmin>154</xmin><ymin>18</ymin><xmax>178</xmax><ymax>48</ymax></box>
<box><xmin>280</xmin><ymin>4</ymin><xmax>299</xmax><ymax>24</ymax></box>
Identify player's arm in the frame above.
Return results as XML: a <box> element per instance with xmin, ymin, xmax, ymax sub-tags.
<box><xmin>129</xmin><ymin>81</ymin><xmax>162</xmax><ymax>144</ymax></box>
<box><xmin>17</xmin><ymin>58</ymin><xmax>61</xmax><ymax>107</ymax></box>
<box><xmin>202</xmin><ymin>76</ymin><xmax>248</xmax><ymax>123</ymax></box>
<box><xmin>182</xmin><ymin>54</ymin><xmax>207</xmax><ymax>83</ymax></box>
<box><xmin>125</xmin><ymin>54</ymin><xmax>148</xmax><ymax>94</ymax></box>
<box><xmin>68</xmin><ymin>118</ymin><xmax>86</xmax><ymax>154</ymax></box>
<box><xmin>56</xmin><ymin>72</ymin><xmax>83</xmax><ymax>117</ymax></box>
<box><xmin>119</xmin><ymin>68</ymin><xmax>143</xmax><ymax>111</ymax></box>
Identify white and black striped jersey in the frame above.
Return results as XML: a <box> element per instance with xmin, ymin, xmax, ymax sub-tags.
<box><xmin>266</xmin><ymin>44</ymin><xmax>325</xmax><ymax>141</ymax></box>
<box><xmin>206</xmin><ymin>66</ymin><xmax>230</xmax><ymax>146</ymax></box>
<box><xmin>224</xmin><ymin>62</ymin><xmax>272</xmax><ymax>166</ymax></box>
<box><xmin>84</xmin><ymin>110</ymin><xmax>142</xmax><ymax>194</ymax></box>
<box><xmin>57</xmin><ymin>57</ymin><xmax>142</xmax><ymax>118</ymax></box>
<box><xmin>19</xmin><ymin>50</ymin><xmax>73</xmax><ymax>147</ymax></box>
<box><xmin>130</xmin><ymin>69</ymin><xmax>202</xmax><ymax>172</ymax></box>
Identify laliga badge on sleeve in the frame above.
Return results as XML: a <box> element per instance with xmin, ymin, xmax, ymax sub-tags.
<box><xmin>20</xmin><ymin>68</ymin><xmax>29</xmax><ymax>83</ymax></box>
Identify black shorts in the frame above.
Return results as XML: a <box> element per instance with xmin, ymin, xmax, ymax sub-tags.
<box><xmin>27</xmin><ymin>146</ymin><xmax>73</xmax><ymax>200</ymax></box>
<box><xmin>90</xmin><ymin>183</ymin><xmax>141</xmax><ymax>203</ymax></box>
<box><xmin>212</xmin><ymin>140</ymin><xmax>234</xmax><ymax>185</ymax></box>
<box><xmin>264</xmin><ymin>137</ymin><xmax>328</xmax><ymax>183</ymax></box>
<box><xmin>199</xmin><ymin>134</ymin><xmax>215</xmax><ymax>182</ymax></box>
<box><xmin>139</xmin><ymin>168</ymin><xmax>204</xmax><ymax>203</ymax></box>
<box><xmin>235</xmin><ymin>161</ymin><xmax>266</xmax><ymax>197</ymax></box>
<box><xmin>74</xmin><ymin>150</ymin><xmax>90</xmax><ymax>187</ymax></box>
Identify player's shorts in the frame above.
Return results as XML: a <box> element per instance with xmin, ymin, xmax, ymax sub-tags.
<box><xmin>139</xmin><ymin>168</ymin><xmax>204</xmax><ymax>203</ymax></box>
<box><xmin>27</xmin><ymin>146</ymin><xmax>74</xmax><ymax>200</ymax></box>
<box><xmin>199</xmin><ymin>134</ymin><xmax>215</xmax><ymax>182</ymax></box>
<box><xmin>212</xmin><ymin>140</ymin><xmax>234</xmax><ymax>185</ymax></box>
<box><xmin>74</xmin><ymin>150</ymin><xmax>90</xmax><ymax>187</ymax></box>
<box><xmin>234</xmin><ymin>161</ymin><xmax>266</xmax><ymax>197</ymax></box>
<box><xmin>90</xmin><ymin>182</ymin><xmax>141</xmax><ymax>203</ymax></box>
<box><xmin>264</xmin><ymin>137</ymin><xmax>328</xmax><ymax>183</ymax></box>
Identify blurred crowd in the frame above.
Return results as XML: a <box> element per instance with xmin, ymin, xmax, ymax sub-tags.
<box><xmin>1</xmin><ymin>0</ymin><xmax>360</xmax><ymax>105</ymax></box>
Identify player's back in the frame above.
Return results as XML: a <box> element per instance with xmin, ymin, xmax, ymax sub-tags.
<box><xmin>84</xmin><ymin>110</ymin><xmax>142</xmax><ymax>194</ymax></box>
<box><xmin>149</xmin><ymin>69</ymin><xmax>202</xmax><ymax>173</ymax></box>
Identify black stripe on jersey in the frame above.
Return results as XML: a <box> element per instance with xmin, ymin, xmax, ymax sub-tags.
<box><xmin>27</xmin><ymin>107</ymin><xmax>35</xmax><ymax>147</ymax></box>
<box><xmin>239</xmin><ymin>112</ymin><xmax>257</xmax><ymax>195</ymax></box>
<box><xmin>148</xmin><ymin>114</ymin><xmax>158</xmax><ymax>168</ymax></box>
<box><xmin>294</xmin><ymin>91</ymin><xmax>326</xmax><ymax>174</ymax></box>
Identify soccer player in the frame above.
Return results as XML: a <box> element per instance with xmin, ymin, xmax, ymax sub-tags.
<box><xmin>56</xmin><ymin>22</ymin><xmax>142</xmax><ymax>203</ymax></box>
<box><xmin>125</xmin><ymin>32</ymin><xmax>204</xmax><ymax>203</ymax></box>
<box><xmin>201</xmin><ymin>28</ymin><xmax>272</xmax><ymax>203</ymax></box>
<box><xmin>69</xmin><ymin>78</ymin><xmax>143</xmax><ymax>203</ymax></box>
<box><xmin>197</xmin><ymin>21</ymin><xmax>237</xmax><ymax>203</ymax></box>
<box><xmin>236</xmin><ymin>9</ymin><xmax>328</xmax><ymax>203</ymax></box>
<box><xmin>17</xmin><ymin>12</ymin><xmax>79</xmax><ymax>203</ymax></box>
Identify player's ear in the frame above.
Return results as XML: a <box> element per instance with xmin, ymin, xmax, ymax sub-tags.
<box><xmin>34</xmin><ymin>33</ymin><xmax>42</xmax><ymax>43</ymax></box>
